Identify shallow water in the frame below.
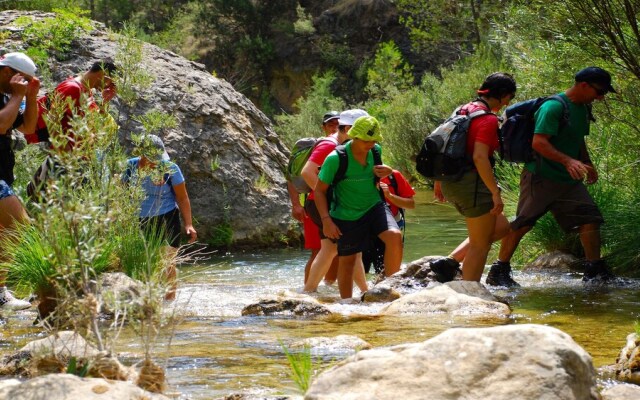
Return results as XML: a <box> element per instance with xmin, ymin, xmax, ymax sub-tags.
<box><xmin>1</xmin><ymin>189</ymin><xmax>638</xmax><ymax>399</ymax></box>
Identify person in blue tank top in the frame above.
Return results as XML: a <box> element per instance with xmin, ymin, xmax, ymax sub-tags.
<box><xmin>123</xmin><ymin>134</ymin><xmax>197</xmax><ymax>300</ymax></box>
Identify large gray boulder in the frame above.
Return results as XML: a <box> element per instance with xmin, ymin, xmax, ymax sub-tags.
<box><xmin>305</xmin><ymin>324</ymin><xmax>599</xmax><ymax>400</ymax></box>
<box><xmin>0</xmin><ymin>10</ymin><xmax>293</xmax><ymax>246</ymax></box>
<box><xmin>381</xmin><ymin>281</ymin><xmax>511</xmax><ymax>317</ymax></box>
<box><xmin>0</xmin><ymin>373</ymin><xmax>169</xmax><ymax>399</ymax></box>
<box><xmin>601</xmin><ymin>383</ymin><xmax>640</xmax><ymax>400</ymax></box>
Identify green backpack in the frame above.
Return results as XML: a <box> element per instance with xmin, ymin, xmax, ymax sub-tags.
<box><xmin>286</xmin><ymin>136</ymin><xmax>338</xmax><ymax>193</ymax></box>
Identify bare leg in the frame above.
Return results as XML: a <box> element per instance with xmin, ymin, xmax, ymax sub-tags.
<box><xmin>462</xmin><ymin>213</ymin><xmax>496</xmax><ymax>281</ymax></box>
<box><xmin>304</xmin><ymin>248</ymin><xmax>320</xmax><ymax>284</ymax></box>
<box><xmin>323</xmin><ymin>255</ymin><xmax>338</xmax><ymax>285</ymax></box>
<box><xmin>497</xmin><ymin>225</ymin><xmax>532</xmax><ymax>263</ymax></box>
<box><xmin>449</xmin><ymin>214</ymin><xmax>511</xmax><ymax>263</ymax></box>
<box><xmin>352</xmin><ymin>252</ymin><xmax>368</xmax><ymax>292</ymax></box>
<box><xmin>303</xmin><ymin>239</ymin><xmax>337</xmax><ymax>292</ymax></box>
<box><xmin>337</xmin><ymin>254</ymin><xmax>357</xmax><ymax>299</ymax></box>
<box><xmin>163</xmin><ymin>246</ymin><xmax>179</xmax><ymax>301</ymax></box>
<box><xmin>578</xmin><ymin>223</ymin><xmax>601</xmax><ymax>261</ymax></box>
<box><xmin>379</xmin><ymin>229</ymin><xmax>403</xmax><ymax>276</ymax></box>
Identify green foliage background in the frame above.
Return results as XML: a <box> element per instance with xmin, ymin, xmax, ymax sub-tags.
<box><xmin>3</xmin><ymin>1</ymin><xmax>640</xmax><ymax>274</ymax></box>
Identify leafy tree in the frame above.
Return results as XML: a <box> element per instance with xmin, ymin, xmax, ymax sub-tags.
<box><xmin>365</xmin><ymin>41</ymin><xmax>414</xmax><ymax>99</ymax></box>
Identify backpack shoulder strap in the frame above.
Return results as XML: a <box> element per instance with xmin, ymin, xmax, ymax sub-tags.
<box><xmin>546</xmin><ymin>94</ymin><xmax>571</xmax><ymax>128</ymax></box>
<box><xmin>332</xmin><ymin>145</ymin><xmax>348</xmax><ymax>186</ymax></box>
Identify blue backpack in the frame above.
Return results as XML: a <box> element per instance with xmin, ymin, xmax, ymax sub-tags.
<box><xmin>499</xmin><ymin>95</ymin><xmax>570</xmax><ymax>163</ymax></box>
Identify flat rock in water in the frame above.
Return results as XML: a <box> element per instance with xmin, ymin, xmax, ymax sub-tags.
<box><xmin>242</xmin><ymin>294</ymin><xmax>331</xmax><ymax>317</ymax></box>
<box><xmin>0</xmin><ymin>373</ymin><xmax>169</xmax><ymax>399</ymax></box>
<box><xmin>291</xmin><ymin>335</ymin><xmax>372</xmax><ymax>354</ymax></box>
<box><xmin>381</xmin><ymin>281</ymin><xmax>510</xmax><ymax>317</ymax></box>
<box><xmin>19</xmin><ymin>331</ymin><xmax>99</xmax><ymax>360</ymax></box>
<box><xmin>523</xmin><ymin>250</ymin><xmax>580</xmax><ymax>272</ymax></box>
<box><xmin>305</xmin><ymin>324</ymin><xmax>599</xmax><ymax>400</ymax></box>
<box><xmin>373</xmin><ymin>256</ymin><xmax>447</xmax><ymax>294</ymax></box>
<box><xmin>361</xmin><ymin>286</ymin><xmax>401</xmax><ymax>303</ymax></box>
<box><xmin>601</xmin><ymin>383</ymin><xmax>640</xmax><ymax>400</ymax></box>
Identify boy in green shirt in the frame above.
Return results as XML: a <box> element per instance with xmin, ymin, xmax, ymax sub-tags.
<box><xmin>315</xmin><ymin>116</ymin><xmax>403</xmax><ymax>299</ymax></box>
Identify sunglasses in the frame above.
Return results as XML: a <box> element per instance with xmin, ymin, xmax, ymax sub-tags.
<box><xmin>587</xmin><ymin>82</ymin><xmax>607</xmax><ymax>96</ymax></box>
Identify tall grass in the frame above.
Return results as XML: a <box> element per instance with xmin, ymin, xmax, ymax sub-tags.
<box><xmin>281</xmin><ymin>342</ymin><xmax>315</xmax><ymax>394</ymax></box>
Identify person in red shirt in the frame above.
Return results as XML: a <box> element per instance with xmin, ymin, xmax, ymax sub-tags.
<box><xmin>46</xmin><ymin>59</ymin><xmax>117</xmax><ymax>152</ymax></box>
<box><xmin>287</xmin><ymin>111</ymin><xmax>341</xmax><ymax>283</ymax></box>
<box><xmin>362</xmin><ymin>170</ymin><xmax>415</xmax><ymax>274</ymax></box>
<box><xmin>432</xmin><ymin>72</ymin><xmax>516</xmax><ymax>283</ymax></box>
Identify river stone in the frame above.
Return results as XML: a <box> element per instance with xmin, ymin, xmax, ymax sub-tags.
<box><xmin>291</xmin><ymin>335</ymin><xmax>372</xmax><ymax>354</ymax></box>
<box><xmin>0</xmin><ymin>10</ymin><xmax>293</xmax><ymax>246</ymax></box>
<box><xmin>0</xmin><ymin>373</ymin><xmax>170</xmax><ymax>399</ymax></box>
<box><xmin>305</xmin><ymin>324</ymin><xmax>599</xmax><ymax>400</ymax></box>
<box><xmin>601</xmin><ymin>383</ymin><xmax>640</xmax><ymax>400</ymax></box>
<box><xmin>523</xmin><ymin>251</ymin><xmax>580</xmax><ymax>272</ymax></box>
<box><xmin>361</xmin><ymin>285</ymin><xmax>401</xmax><ymax>303</ymax></box>
<box><xmin>20</xmin><ymin>331</ymin><xmax>100</xmax><ymax>360</ymax></box>
<box><xmin>614</xmin><ymin>332</ymin><xmax>640</xmax><ymax>384</ymax></box>
<box><xmin>242</xmin><ymin>296</ymin><xmax>331</xmax><ymax>317</ymax></box>
<box><xmin>372</xmin><ymin>256</ymin><xmax>445</xmax><ymax>294</ymax></box>
<box><xmin>381</xmin><ymin>281</ymin><xmax>511</xmax><ymax>317</ymax></box>
<box><xmin>99</xmin><ymin>272</ymin><xmax>143</xmax><ymax>315</ymax></box>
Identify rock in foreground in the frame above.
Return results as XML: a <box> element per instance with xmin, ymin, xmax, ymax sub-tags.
<box><xmin>305</xmin><ymin>324</ymin><xmax>598</xmax><ymax>400</ymax></box>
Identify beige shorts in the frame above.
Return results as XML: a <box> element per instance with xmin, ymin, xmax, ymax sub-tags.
<box><xmin>441</xmin><ymin>171</ymin><xmax>494</xmax><ymax>218</ymax></box>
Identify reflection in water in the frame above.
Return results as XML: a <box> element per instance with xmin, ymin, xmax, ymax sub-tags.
<box><xmin>0</xmin><ymin>189</ymin><xmax>638</xmax><ymax>399</ymax></box>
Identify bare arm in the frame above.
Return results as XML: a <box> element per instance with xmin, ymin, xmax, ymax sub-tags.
<box><xmin>380</xmin><ymin>183</ymin><xmax>415</xmax><ymax>209</ymax></box>
<box><xmin>286</xmin><ymin>181</ymin><xmax>305</xmax><ymax>222</ymax></box>
<box><xmin>472</xmin><ymin>141</ymin><xmax>502</xmax><ymax>215</ymax></box>
<box><xmin>17</xmin><ymin>77</ymin><xmax>40</xmax><ymax>134</ymax></box>
<box><xmin>300</xmin><ymin>160</ymin><xmax>320</xmax><ymax>191</ymax></box>
<box><xmin>0</xmin><ymin>75</ymin><xmax>28</xmax><ymax>134</ymax></box>
<box><xmin>172</xmin><ymin>181</ymin><xmax>197</xmax><ymax>243</ymax></box>
<box><xmin>314</xmin><ymin>180</ymin><xmax>341</xmax><ymax>240</ymax></box>
<box><xmin>532</xmin><ymin>134</ymin><xmax>589</xmax><ymax>180</ymax></box>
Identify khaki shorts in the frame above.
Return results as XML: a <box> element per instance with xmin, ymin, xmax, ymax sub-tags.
<box><xmin>441</xmin><ymin>171</ymin><xmax>494</xmax><ymax>218</ymax></box>
<box><xmin>511</xmin><ymin>169</ymin><xmax>603</xmax><ymax>232</ymax></box>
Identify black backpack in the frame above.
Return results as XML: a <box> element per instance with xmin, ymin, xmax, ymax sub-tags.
<box><xmin>499</xmin><ymin>95</ymin><xmax>570</xmax><ymax>163</ymax></box>
<box><xmin>415</xmin><ymin>103</ymin><xmax>490</xmax><ymax>181</ymax></box>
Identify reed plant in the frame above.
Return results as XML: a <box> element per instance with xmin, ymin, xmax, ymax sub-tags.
<box><xmin>281</xmin><ymin>342</ymin><xmax>315</xmax><ymax>394</ymax></box>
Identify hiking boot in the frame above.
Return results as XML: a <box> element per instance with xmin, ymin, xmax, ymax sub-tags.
<box><xmin>485</xmin><ymin>261</ymin><xmax>520</xmax><ymax>287</ymax></box>
<box><xmin>582</xmin><ymin>259</ymin><xmax>615</xmax><ymax>283</ymax></box>
<box><xmin>429</xmin><ymin>257</ymin><xmax>461</xmax><ymax>283</ymax></box>
<box><xmin>0</xmin><ymin>287</ymin><xmax>32</xmax><ymax>311</ymax></box>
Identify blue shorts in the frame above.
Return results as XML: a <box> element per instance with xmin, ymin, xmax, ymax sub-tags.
<box><xmin>0</xmin><ymin>180</ymin><xmax>15</xmax><ymax>200</ymax></box>
<box><xmin>333</xmin><ymin>202</ymin><xmax>399</xmax><ymax>256</ymax></box>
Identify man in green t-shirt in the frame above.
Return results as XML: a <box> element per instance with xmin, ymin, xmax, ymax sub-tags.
<box><xmin>314</xmin><ymin>115</ymin><xmax>403</xmax><ymax>299</ymax></box>
<box><xmin>489</xmin><ymin>67</ymin><xmax>617</xmax><ymax>284</ymax></box>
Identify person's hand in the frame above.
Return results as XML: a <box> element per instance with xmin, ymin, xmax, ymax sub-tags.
<box><xmin>291</xmin><ymin>204</ymin><xmax>305</xmax><ymax>222</ymax></box>
<box><xmin>585</xmin><ymin>164</ymin><xmax>598</xmax><ymax>184</ymax></box>
<box><xmin>9</xmin><ymin>73</ymin><xmax>28</xmax><ymax>97</ymax></box>
<box><xmin>491</xmin><ymin>191</ymin><xmax>504</xmax><ymax>215</ymax></box>
<box><xmin>322</xmin><ymin>217</ymin><xmax>341</xmax><ymax>240</ymax></box>
<box><xmin>564</xmin><ymin>159</ymin><xmax>590</xmax><ymax>180</ymax></box>
<box><xmin>102</xmin><ymin>83</ymin><xmax>117</xmax><ymax>102</ymax></box>
<box><xmin>26</xmin><ymin>76</ymin><xmax>40</xmax><ymax>97</ymax></box>
<box><xmin>185</xmin><ymin>226</ymin><xmax>197</xmax><ymax>243</ymax></box>
<box><xmin>379</xmin><ymin>182</ymin><xmax>391</xmax><ymax>198</ymax></box>
<box><xmin>373</xmin><ymin>165</ymin><xmax>392</xmax><ymax>178</ymax></box>
<box><xmin>433</xmin><ymin>181</ymin><xmax>446</xmax><ymax>202</ymax></box>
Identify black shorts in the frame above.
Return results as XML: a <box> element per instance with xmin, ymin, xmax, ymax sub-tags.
<box><xmin>333</xmin><ymin>202</ymin><xmax>399</xmax><ymax>256</ymax></box>
<box><xmin>140</xmin><ymin>208</ymin><xmax>182</xmax><ymax>248</ymax></box>
<box><xmin>511</xmin><ymin>169</ymin><xmax>604</xmax><ymax>232</ymax></box>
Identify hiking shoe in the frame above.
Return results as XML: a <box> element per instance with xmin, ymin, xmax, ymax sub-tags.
<box><xmin>486</xmin><ymin>261</ymin><xmax>520</xmax><ymax>287</ymax></box>
<box><xmin>0</xmin><ymin>288</ymin><xmax>32</xmax><ymax>311</ymax></box>
<box><xmin>429</xmin><ymin>257</ymin><xmax>461</xmax><ymax>283</ymax></box>
<box><xmin>582</xmin><ymin>259</ymin><xmax>615</xmax><ymax>283</ymax></box>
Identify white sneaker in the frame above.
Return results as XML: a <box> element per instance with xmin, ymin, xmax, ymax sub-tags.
<box><xmin>0</xmin><ymin>288</ymin><xmax>32</xmax><ymax>311</ymax></box>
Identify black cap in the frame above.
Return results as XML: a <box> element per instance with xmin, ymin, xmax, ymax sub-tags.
<box><xmin>322</xmin><ymin>111</ymin><xmax>340</xmax><ymax>124</ymax></box>
<box><xmin>575</xmin><ymin>67</ymin><xmax>616</xmax><ymax>94</ymax></box>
